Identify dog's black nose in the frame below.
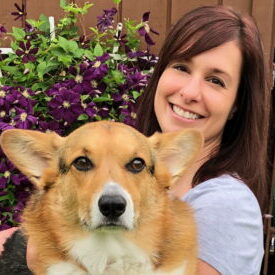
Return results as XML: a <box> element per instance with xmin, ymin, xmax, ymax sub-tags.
<box><xmin>98</xmin><ymin>195</ymin><xmax>126</xmax><ymax>218</ymax></box>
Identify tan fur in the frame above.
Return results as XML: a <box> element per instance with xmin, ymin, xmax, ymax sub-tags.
<box><xmin>0</xmin><ymin>121</ymin><xmax>203</xmax><ymax>275</ymax></box>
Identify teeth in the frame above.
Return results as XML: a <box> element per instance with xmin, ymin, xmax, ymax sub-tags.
<box><xmin>172</xmin><ymin>105</ymin><xmax>200</xmax><ymax>120</ymax></box>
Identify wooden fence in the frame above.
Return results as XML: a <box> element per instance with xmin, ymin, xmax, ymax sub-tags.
<box><xmin>1</xmin><ymin>0</ymin><xmax>274</xmax><ymax>69</ymax></box>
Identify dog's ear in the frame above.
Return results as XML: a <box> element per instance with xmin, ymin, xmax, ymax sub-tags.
<box><xmin>149</xmin><ymin>129</ymin><xmax>203</xmax><ymax>183</ymax></box>
<box><xmin>0</xmin><ymin>129</ymin><xmax>64</xmax><ymax>187</ymax></box>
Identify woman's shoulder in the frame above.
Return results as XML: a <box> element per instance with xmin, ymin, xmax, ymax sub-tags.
<box><xmin>183</xmin><ymin>174</ymin><xmax>260</xmax><ymax>212</ymax></box>
<box><xmin>182</xmin><ymin>174</ymin><xmax>264</xmax><ymax>274</ymax></box>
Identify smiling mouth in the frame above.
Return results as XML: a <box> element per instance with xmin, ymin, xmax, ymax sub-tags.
<box><xmin>171</xmin><ymin>104</ymin><xmax>204</xmax><ymax>120</ymax></box>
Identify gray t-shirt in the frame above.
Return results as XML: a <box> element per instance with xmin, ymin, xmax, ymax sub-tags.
<box><xmin>182</xmin><ymin>174</ymin><xmax>264</xmax><ymax>275</ymax></box>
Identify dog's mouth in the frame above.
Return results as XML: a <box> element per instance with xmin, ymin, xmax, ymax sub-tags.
<box><xmin>96</xmin><ymin>221</ymin><xmax>129</xmax><ymax>231</ymax></box>
<box><xmin>81</xmin><ymin>217</ymin><xmax>130</xmax><ymax>231</ymax></box>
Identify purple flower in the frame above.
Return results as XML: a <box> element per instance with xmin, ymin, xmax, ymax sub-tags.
<box><xmin>0</xmin><ymin>88</ymin><xmax>8</xmax><ymax>108</ymax></box>
<box><xmin>127</xmin><ymin>51</ymin><xmax>158</xmax><ymax>70</ymax></box>
<box><xmin>38</xmin><ymin>120</ymin><xmax>64</xmax><ymax>135</ymax></box>
<box><xmin>68</xmin><ymin>62</ymin><xmax>89</xmax><ymax>84</ymax></box>
<box><xmin>112</xmin><ymin>91</ymin><xmax>134</xmax><ymax>104</ymax></box>
<box><xmin>16</xmin><ymin>41</ymin><xmax>38</xmax><ymax>63</ymax></box>
<box><xmin>83</xmin><ymin>55</ymin><xmax>109</xmax><ymax>81</ymax></box>
<box><xmin>97</xmin><ymin>106</ymin><xmax>109</xmax><ymax>118</ymax></box>
<box><xmin>47</xmin><ymin>80</ymin><xmax>76</xmax><ymax>97</ymax></box>
<box><xmin>11</xmin><ymin>3</ymin><xmax>27</xmax><ymax>21</ymax></box>
<box><xmin>0</xmin><ymin>122</ymin><xmax>15</xmax><ymax>131</ymax></box>
<box><xmin>13</xmin><ymin>106</ymin><xmax>37</xmax><ymax>129</ymax></box>
<box><xmin>0</xmin><ymin>25</ymin><xmax>7</xmax><ymax>35</ymax></box>
<box><xmin>118</xmin><ymin>65</ymin><xmax>147</xmax><ymax>91</ymax></box>
<box><xmin>0</xmin><ymin>160</ymin><xmax>16</xmax><ymax>189</ymax></box>
<box><xmin>120</xmin><ymin>102</ymin><xmax>137</xmax><ymax>126</ymax></box>
<box><xmin>48</xmin><ymin>88</ymin><xmax>83</xmax><ymax>123</ymax></box>
<box><xmin>0</xmin><ymin>86</ymin><xmax>36</xmax><ymax>116</ymax></box>
<box><xmin>24</xmin><ymin>22</ymin><xmax>36</xmax><ymax>33</ymax></box>
<box><xmin>82</xmin><ymin>101</ymin><xmax>97</xmax><ymax>118</ymax></box>
<box><xmin>138</xmin><ymin>12</ymin><xmax>159</xmax><ymax>46</ymax></box>
<box><xmin>97</xmin><ymin>8</ymin><xmax>117</xmax><ymax>32</ymax></box>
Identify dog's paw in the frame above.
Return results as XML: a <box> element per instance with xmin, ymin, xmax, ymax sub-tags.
<box><xmin>47</xmin><ymin>262</ymin><xmax>87</xmax><ymax>275</ymax></box>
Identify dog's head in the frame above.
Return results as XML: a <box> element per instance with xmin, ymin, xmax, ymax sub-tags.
<box><xmin>0</xmin><ymin>121</ymin><xmax>203</xmax><ymax>231</ymax></box>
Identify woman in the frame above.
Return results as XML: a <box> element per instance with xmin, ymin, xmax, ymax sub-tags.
<box><xmin>136</xmin><ymin>5</ymin><xmax>269</xmax><ymax>275</ymax></box>
<box><xmin>0</xmin><ymin>5</ymin><xmax>270</xmax><ymax>275</ymax></box>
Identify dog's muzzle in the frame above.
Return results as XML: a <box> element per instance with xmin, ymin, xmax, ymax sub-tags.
<box><xmin>91</xmin><ymin>182</ymin><xmax>135</xmax><ymax>231</ymax></box>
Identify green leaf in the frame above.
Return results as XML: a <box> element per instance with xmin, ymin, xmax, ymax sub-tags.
<box><xmin>60</xmin><ymin>0</ymin><xmax>67</xmax><ymax>8</ymax></box>
<box><xmin>81</xmin><ymin>95</ymin><xmax>90</xmax><ymax>101</ymax></box>
<box><xmin>38</xmin><ymin>14</ymin><xmax>50</xmax><ymax>32</ymax></box>
<box><xmin>93</xmin><ymin>97</ymin><xmax>113</xmax><ymax>103</ymax></box>
<box><xmin>132</xmin><ymin>91</ymin><xmax>141</xmax><ymax>100</ymax></box>
<box><xmin>78</xmin><ymin>114</ymin><xmax>89</xmax><ymax>121</ymax></box>
<box><xmin>94</xmin><ymin>43</ymin><xmax>104</xmax><ymax>57</ymax></box>
<box><xmin>31</xmin><ymin>82</ymin><xmax>49</xmax><ymax>91</ymax></box>
<box><xmin>113</xmin><ymin>0</ymin><xmax>122</xmax><ymax>4</ymax></box>
<box><xmin>0</xmin><ymin>194</ymin><xmax>11</xmax><ymax>202</ymax></box>
<box><xmin>84</xmin><ymin>49</ymin><xmax>94</xmax><ymax>60</ymax></box>
<box><xmin>111</xmin><ymin>70</ymin><xmax>125</xmax><ymax>84</ymax></box>
<box><xmin>50</xmin><ymin>47</ymin><xmax>66</xmax><ymax>57</ymax></box>
<box><xmin>58</xmin><ymin>54</ymin><xmax>72</xmax><ymax>65</ymax></box>
<box><xmin>1</xmin><ymin>66</ymin><xmax>19</xmax><ymax>74</ymax></box>
<box><xmin>37</xmin><ymin>61</ymin><xmax>47</xmax><ymax>79</ymax></box>
<box><xmin>26</xmin><ymin>19</ymin><xmax>44</xmax><ymax>29</ymax></box>
<box><xmin>24</xmin><ymin>62</ymin><xmax>35</xmax><ymax>72</ymax></box>
<box><xmin>11</xmin><ymin>27</ymin><xmax>26</xmax><ymax>40</ymax></box>
<box><xmin>58</xmin><ymin>37</ymin><xmax>79</xmax><ymax>54</ymax></box>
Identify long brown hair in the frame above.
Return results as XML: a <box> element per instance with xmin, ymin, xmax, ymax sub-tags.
<box><xmin>135</xmin><ymin>6</ymin><xmax>270</xmax><ymax>213</ymax></box>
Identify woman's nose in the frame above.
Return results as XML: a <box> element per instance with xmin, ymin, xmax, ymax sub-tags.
<box><xmin>179</xmin><ymin>77</ymin><xmax>202</xmax><ymax>103</ymax></box>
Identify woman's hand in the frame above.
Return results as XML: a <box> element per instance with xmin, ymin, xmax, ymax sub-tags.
<box><xmin>0</xmin><ymin>227</ymin><xmax>18</xmax><ymax>254</ymax></box>
<box><xmin>0</xmin><ymin>228</ymin><xmax>36</xmax><ymax>271</ymax></box>
<box><xmin>26</xmin><ymin>237</ymin><xmax>36</xmax><ymax>270</ymax></box>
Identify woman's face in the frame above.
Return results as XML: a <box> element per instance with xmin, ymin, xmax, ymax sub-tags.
<box><xmin>154</xmin><ymin>40</ymin><xmax>242</xmax><ymax>146</ymax></box>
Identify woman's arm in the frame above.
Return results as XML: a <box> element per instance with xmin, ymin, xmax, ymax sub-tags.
<box><xmin>198</xmin><ymin>259</ymin><xmax>220</xmax><ymax>275</ymax></box>
<box><xmin>0</xmin><ymin>227</ymin><xmax>19</xmax><ymax>254</ymax></box>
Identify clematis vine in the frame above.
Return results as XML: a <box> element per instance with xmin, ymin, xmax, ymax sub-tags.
<box><xmin>47</xmin><ymin>88</ymin><xmax>83</xmax><ymax>123</ymax></box>
<box><xmin>97</xmin><ymin>8</ymin><xmax>117</xmax><ymax>32</ymax></box>
<box><xmin>138</xmin><ymin>12</ymin><xmax>159</xmax><ymax>46</ymax></box>
<box><xmin>0</xmin><ymin>2</ymin><xmax>158</xmax><ymax>230</ymax></box>
<box><xmin>11</xmin><ymin>3</ymin><xmax>27</xmax><ymax>21</ymax></box>
<box><xmin>15</xmin><ymin>41</ymin><xmax>39</xmax><ymax>63</ymax></box>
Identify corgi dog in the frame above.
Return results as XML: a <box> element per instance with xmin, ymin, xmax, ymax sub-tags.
<box><xmin>0</xmin><ymin>121</ymin><xmax>203</xmax><ymax>275</ymax></box>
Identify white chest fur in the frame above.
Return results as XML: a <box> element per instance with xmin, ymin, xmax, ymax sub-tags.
<box><xmin>47</xmin><ymin>232</ymin><xmax>186</xmax><ymax>275</ymax></box>
<box><xmin>69</xmin><ymin>232</ymin><xmax>154</xmax><ymax>275</ymax></box>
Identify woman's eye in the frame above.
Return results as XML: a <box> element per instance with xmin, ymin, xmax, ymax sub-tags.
<box><xmin>207</xmin><ymin>77</ymin><xmax>225</xmax><ymax>88</ymax></box>
<box><xmin>172</xmin><ymin>64</ymin><xmax>189</xmax><ymax>73</ymax></box>
<box><xmin>72</xmin><ymin>157</ymin><xmax>94</xmax><ymax>171</ymax></box>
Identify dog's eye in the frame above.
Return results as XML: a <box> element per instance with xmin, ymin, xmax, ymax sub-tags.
<box><xmin>126</xmin><ymin>158</ymin><xmax>145</xmax><ymax>173</ymax></box>
<box><xmin>72</xmin><ymin>157</ymin><xmax>93</xmax><ymax>171</ymax></box>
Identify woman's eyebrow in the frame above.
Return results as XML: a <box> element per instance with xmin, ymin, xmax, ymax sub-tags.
<box><xmin>209</xmin><ymin>68</ymin><xmax>232</xmax><ymax>83</ymax></box>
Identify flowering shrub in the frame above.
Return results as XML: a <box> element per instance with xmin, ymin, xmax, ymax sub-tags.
<box><xmin>0</xmin><ymin>0</ymin><xmax>158</xmax><ymax>230</ymax></box>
